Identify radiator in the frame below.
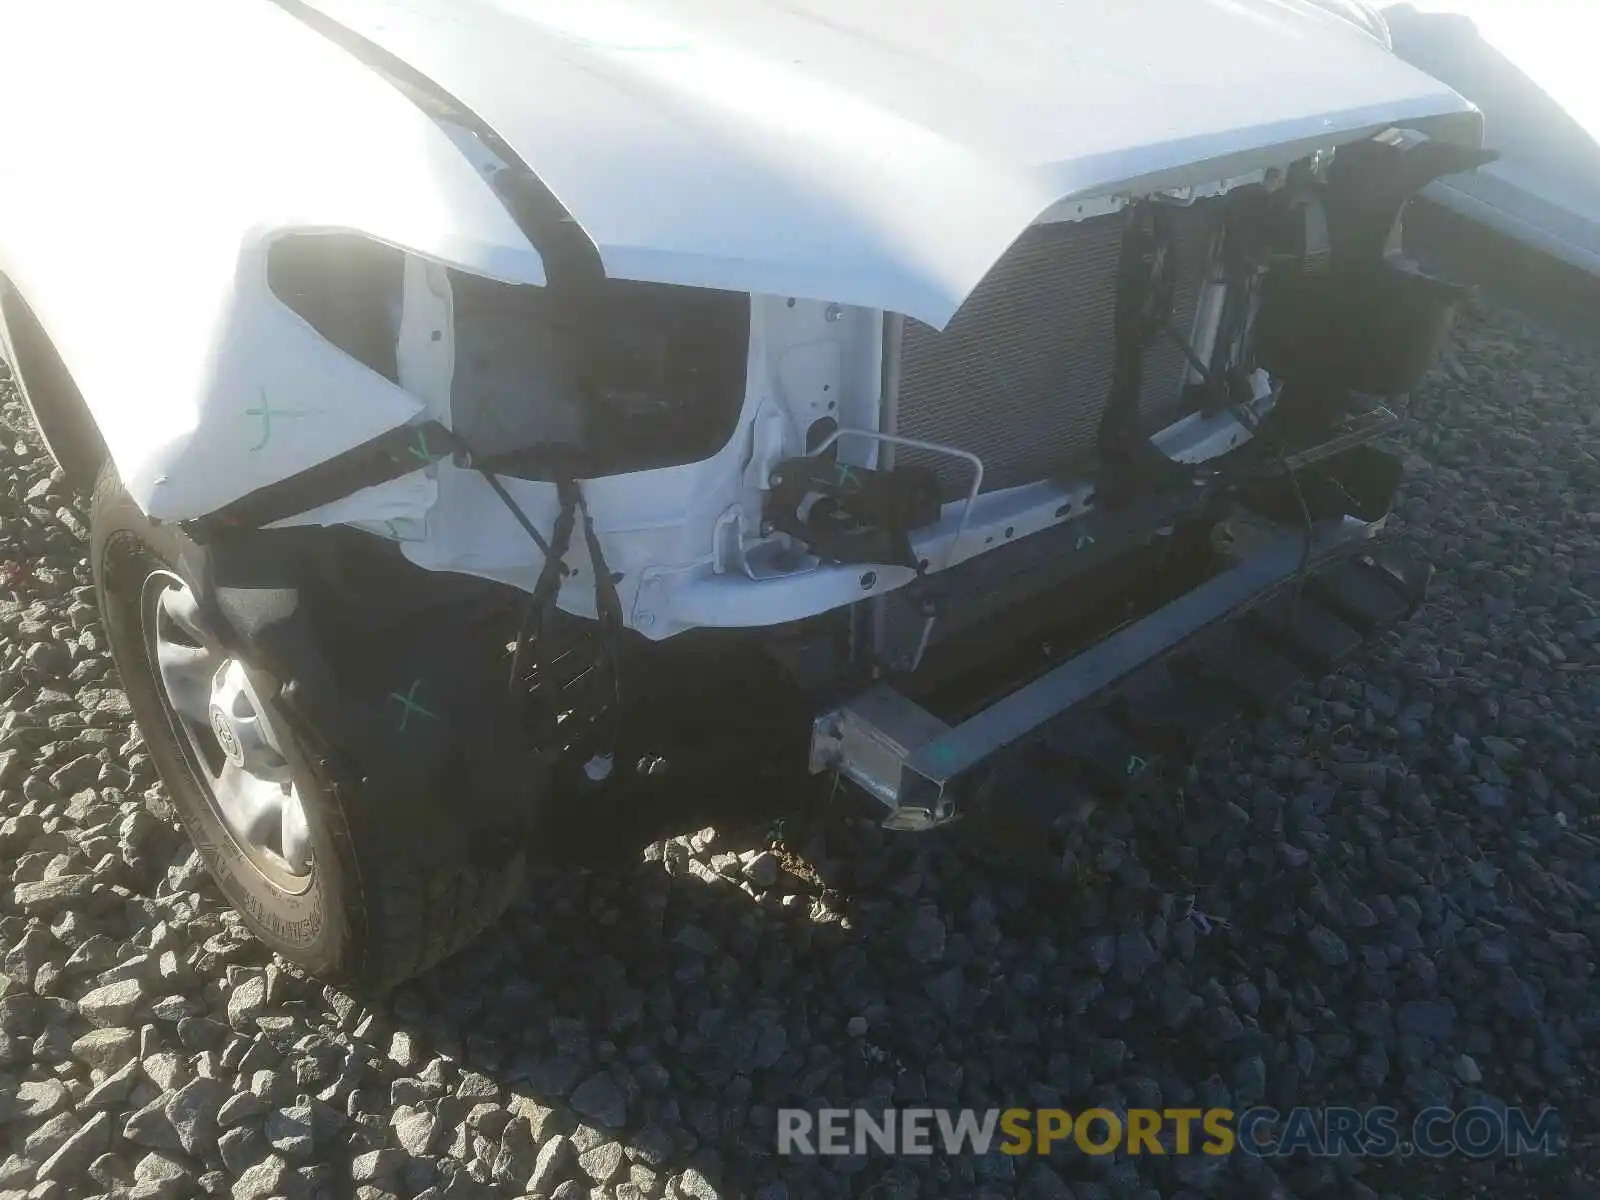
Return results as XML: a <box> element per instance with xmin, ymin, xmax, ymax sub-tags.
<box><xmin>892</xmin><ymin>207</ymin><xmax>1215</xmax><ymax>498</ymax></box>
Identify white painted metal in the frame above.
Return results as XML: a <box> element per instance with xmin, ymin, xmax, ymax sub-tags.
<box><xmin>298</xmin><ymin>0</ymin><xmax>1473</xmax><ymax>328</ymax></box>
<box><xmin>1382</xmin><ymin>1</ymin><xmax>1600</xmax><ymax>274</ymax></box>
<box><xmin>0</xmin><ymin>0</ymin><xmax>544</xmax><ymax>521</ymax></box>
<box><xmin>628</xmin><ymin>400</ymin><xmax>1277</xmax><ymax>640</ymax></box>
<box><xmin>0</xmin><ymin>0</ymin><xmax>1480</xmax><ymax>642</ymax></box>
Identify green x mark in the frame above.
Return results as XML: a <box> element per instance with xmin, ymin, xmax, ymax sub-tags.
<box><xmin>387</xmin><ymin>679</ymin><xmax>440</xmax><ymax>731</ymax></box>
<box><xmin>245</xmin><ymin>391</ymin><xmax>312</xmax><ymax>452</ymax></box>
<box><xmin>408</xmin><ymin>428</ymin><xmax>447</xmax><ymax>465</ymax></box>
<box><xmin>833</xmin><ymin>462</ymin><xmax>860</xmax><ymax>490</ymax></box>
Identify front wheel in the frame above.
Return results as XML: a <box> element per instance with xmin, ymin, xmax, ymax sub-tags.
<box><xmin>91</xmin><ymin>468</ymin><xmax>531</xmax><ymax>986</ymax></box>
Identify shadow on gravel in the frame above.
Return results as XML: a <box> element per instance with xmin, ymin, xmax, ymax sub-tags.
<box><xmin>365</xmin><ymin>774</ymin><xmax>873</xmax><ymax>1200</ymax></box>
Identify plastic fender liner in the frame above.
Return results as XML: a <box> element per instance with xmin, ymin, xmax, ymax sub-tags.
<box><xmin>1254</xmin><ymin>135</ymin><xmax>1498</xmax><ymax>397</ymax></box>
<box><xmin>183</xmin><ymin>528</ymin><xmax>545</xmax><ymax>860</ymax></box>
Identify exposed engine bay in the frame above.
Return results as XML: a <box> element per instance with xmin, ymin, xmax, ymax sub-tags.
<box><xmin>220</xmin><ymin>126</ymin><xmax>1493</xmax><ymax>832</ymax></box>
<box><xmin>249</xmin><ymin>129</ymin><xmax>1486</xmax><ymax>657</ymax></box>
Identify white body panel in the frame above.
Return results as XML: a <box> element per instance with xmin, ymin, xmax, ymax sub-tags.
<box><xmin>1383</xmin><ymin>1</ymin><xmax>1600</xmax><ymax>274</ymax></box>
<box><xmin>0</xmin><ymin>0</ymin><xmax>546</xmax><ymax>520</ymax></box>
<box><xmin>0</xmin><ymin>0</ymin><xmax>1477</xmax><ymax>638</ymax></box>
<box><xmin>300</xmin><ymin>0</ymin><xmax>1470</xmax><ymax>327</ymax></box>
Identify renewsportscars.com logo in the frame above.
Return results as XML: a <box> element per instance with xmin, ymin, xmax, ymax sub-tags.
<box><xmin>777</xmin><ymin>1106</ymin><xmax>1562</xmax><ymax>1159</ymax></box>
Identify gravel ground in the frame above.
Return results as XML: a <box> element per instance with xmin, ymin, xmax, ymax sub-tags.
<box><xmin>1</xmin><ymin>288</ymin><xmax>1599</xmax><ymax>1200</ymax></box>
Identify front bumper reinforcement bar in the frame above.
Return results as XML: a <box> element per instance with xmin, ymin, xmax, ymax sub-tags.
<box><xmin>810</xmin><ymin>516</ymin><xmax>1430</xmax><ymax>830</ymax></box>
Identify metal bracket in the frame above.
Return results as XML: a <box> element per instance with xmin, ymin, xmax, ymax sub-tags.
<box><xmin>809</xmin><ymin>685</ymin><xmax>958</xmax><ymax>831</ymax></box>
<box><xmin>808</xmin><ymin>427</ymin><xmax>985</xmax><ymax>569</ymax></box>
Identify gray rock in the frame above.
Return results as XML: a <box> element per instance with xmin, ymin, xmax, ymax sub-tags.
<box><xmin>225</xmin><ymin>975</ymin><xmax>268</xmax><ymax>1030</ymax></box>
<box><xmin>264</xmin><ymin>1103</ymin><xmax>315</xmax><ymax>1161</ymax></box>
<box><xmin>0</xmin><ymin>1154</ymin><xmax>34</xmax><ymax>1188</ymax></box>
<box><xmin>1397</xmin><ymin>1000</ymin><xmax>1457</xmax><ymax>1043</ymax></box>
<box><xmin>123</xmin><ymin>1097</ymin><xmax>184</xmax><ymax>1154</ymax></box>
<box><xmin>24</xmin><ymin>1113</ymin><xmax>81</xmax><ymax>1162</ymax></box>
<box><xmin>1355</xmin><ymin>1046</ymin><xmax>1390</xmax><ymax>1089</ymax></box>
<box><xmin>141</xmin><ymin>1051</ymin><xmax>189</xmax><ymax>1093</ymax></box>
<box><xmin>76</xmin><ymin>978</ymin><xmax>144</xmax><ymax>1028</ymax></box>
<box><xmin>672</xmin><ymin>925</ymin><xmax>718</xmax><ymax>956</ymax></box>
<box><xmin>351</xmin><ymin>1149</ymin><xmax>406</xmax><ymax>1184</ymax></box>
<box><xmin>455</xmin><ymin>1070</ymin><xmax>499</xmax><ymax>1101</ymax></box>
<box><xmin>164</xmin><ymin>1077</ymin><xmax>228</xmax><ymax>1156</ymax></box>
<box><xmin>216</xmin><ymin>1092</ymin><xmax>264</xmax><ymax>1129</ymax></box>
<box><xmin>905</xmin><ymin>907</ymin><xmax>946</xmax><ymax>963</ymax></box>
<box><xmin>1306</xmin><ymin>926</ymin><xmax>1350</xmax><ymax>967</ymax></box>
<box><xmin>578</xmin><ymin>1141</ymin><xmax>625</xmax><ymax>1184</ymax></box>
<box><xmin>393</xmin><ymin>1108</ymin><xmax>438</xmax><ymax>1157</ymax></box>
<box><xmin>491</xmin><ymin>1119</ymin><xmax>537</xmax><ymax>1190</ymax></box>
<box><xmin>81</xmin><ymin>1059</ymin><xmax>141</xmax><ymax>1110</ymax></box>
<box><xmin>742</xmin><ymin>852</ymin><xmax>780</xmax><ymax>889</ymax></box>
<box><xmin>132</xmin><ymin>1151</ymin><xmax>193</xmax><ymax>1196</ymax></box>
<box><xmin>1116</xmin><ymin>930</ymin><xmax>1159</xmax><ymax>981</ymax></box>
<box><xmin>529</xmin><ymin>1135</ymin><xmax>572</xmax><ymax>1196</ymax></box>
<box><xmin>1020</xmin><ymin>1164</ymin><xmax>1077</xmax><ymax>1200</ymax></box>
<box><xmin>569</xmin><ymin>1073</ymin><xmax>627</xmax><ymax>1130</ymax></box>
<box><xmin>230</xmin><ymin>1156</ymin><xmax>289</xmax><ymax>1200</ymax></box>
<box><xmin>1082</xmin><ymin>934</ymin><xmax>1116</xmax><ymax>974</ymax></box>
<box><xmin>71</xmin><ymin>1027</ymin><xmax>138</xmax><ymax>1074</ymax></box>
<box><xmin>216</xmin><ymin>1126</ymin><xmax>266</xmax><ymax>1177</ymax></box>
<box><xmin>11</xmin><ymin>1080</ymin><xmax>69</xmax><ymax>1121</ymax></box>
<box><xmin>676</xmin><ymin>1167</ymin><xmax>721</xmax><ymax>1199</ymax></box>
<box><xmin>12</xmin><ymin>876</ymin><xmax>95</xmax><ymax>916</ymax></box>
<box><xmin>1473</xmin><ymin>783</ymin><xmax>1508</xmax><ymax>810</ymax></box>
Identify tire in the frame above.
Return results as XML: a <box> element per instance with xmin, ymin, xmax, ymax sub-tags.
<box><xmin>90</xmin><ymin>467</ymin><xmax>528</xmax><ymax>987</ymax></box>
<box><xmin>0</xmin><ymin>281</ymin><xmax>109</xmax><ymax>494</ymax></box>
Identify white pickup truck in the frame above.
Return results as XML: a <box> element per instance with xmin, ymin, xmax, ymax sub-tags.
<box><xmin>0</xmin><ymin>0</ymin><xmax>1489</xmax><ymax>984</ymax></box>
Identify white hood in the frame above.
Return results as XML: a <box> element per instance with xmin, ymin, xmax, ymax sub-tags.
<box><xmin>301</xmin><ymin>0</ymin><xmax>1474</xmax><ymax>325</ymax></box>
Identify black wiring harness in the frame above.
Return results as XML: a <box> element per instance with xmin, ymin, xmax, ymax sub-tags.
<box><xmin>483</xmin><ymin>459</ymin><xmax>626</xmax><ymax>764</ymax></box>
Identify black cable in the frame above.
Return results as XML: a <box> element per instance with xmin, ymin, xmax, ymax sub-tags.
<box><xmin>509</xmin><ymin>483</ymin><xmax>578</xmax><ymax>704</ymax></box>
<box><xmin>474</xmin><ymin>463</ymin><xmax>569</xmax><ymax>702</ymax></box>
<box><xmin>477</xmin><ymin>468</ymin><xmax>557</xmax><ymax>561</ymax></box>
<box><xmin>570</xmin><ymin>477</ymin><xmax>626</xmax><ymax>754</ymax></box>
<box><xmin>481</xmin><ymin>461</ymin><xmax>626</xmax><ymax>767</ymax></box>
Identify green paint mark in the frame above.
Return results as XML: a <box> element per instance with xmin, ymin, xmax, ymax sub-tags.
<box><xmin>1126</xmin><ymin>755</ymin><xmax>1147</xmax><ymax>777</ymax></box>
<box><xmin>1076</xmin><ymin>533</ymin><xmax>1096</xmax><ymax>551</ymax></box>
<box><xmin>833</xmin><ymin>462</ymin><xmax>860</xmax><ymax>490</ymax></box>
<box><xmin>408</xmin><ymin>428</ymin><xmax>446</xmax><ymax>465</ymax></box>
<box><xmin>387</xmin><ymin>679</ymin><xmax>440</xmax><ymax>732</ymax></box>
<box><xmin>245</xmin><ymin>391</ymin><xmax>311</xmax><ymax>452</ymax></box>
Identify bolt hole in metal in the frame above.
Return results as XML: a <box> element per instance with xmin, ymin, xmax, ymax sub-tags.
<box><xmin>143</xmin><ymin>571</ymin><xmax>313</xmax><ymax>893</ymax></box>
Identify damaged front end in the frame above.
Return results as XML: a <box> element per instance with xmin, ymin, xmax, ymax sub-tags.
<box><xmin>799</xmin><ymin>131</ymin><xmax>1491</xmax><ymax>832</ymax></box>
<box><xmin>180</xmin><ymin>113</ymin><xmax>1490</xmax><ymax>837</ymax></box>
